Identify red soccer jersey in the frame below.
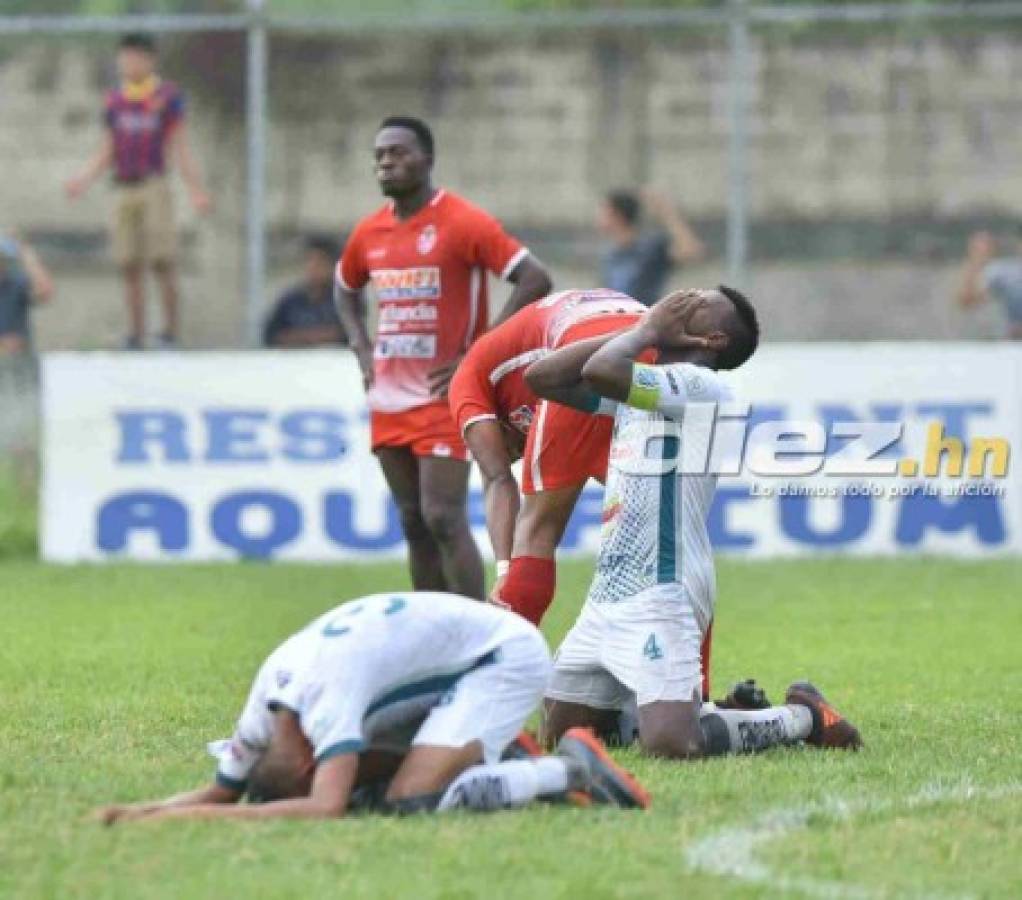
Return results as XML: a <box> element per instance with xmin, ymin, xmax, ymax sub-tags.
<box><xmin>337</xmin><ymin>189</ymin><xmax>527</xmax><ymax>413</ymax></box>
<box><xmin>449</xmin><ymin>288</ymin><xmax>645</xmax><ymax>437</ymax></box>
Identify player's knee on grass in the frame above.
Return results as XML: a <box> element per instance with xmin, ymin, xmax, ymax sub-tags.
<box><xmin>542</xmin><ymin>699</ymin><xmax>619</xmax><ymax>748</ymax></box>
<box><xmin>638</xmin><ymin>702</ymin><xmax>707</xmax><ymax>760</ymax></box>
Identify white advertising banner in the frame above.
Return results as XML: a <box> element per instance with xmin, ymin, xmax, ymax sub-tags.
<box><xmin>41</xmin><ymin>346</ymin><xmax>1020</xmax><ymax>562</ymax></box>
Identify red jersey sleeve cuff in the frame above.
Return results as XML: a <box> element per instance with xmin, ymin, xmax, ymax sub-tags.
<box><xmin>334</xmin><ymin>261</ymin><xmax>355</xmax><ymax>292</ymax></box>
<box><xmin>500</xmin><ymin>247</ymin><xmax>529</xmax><ymax>281</ymax></box>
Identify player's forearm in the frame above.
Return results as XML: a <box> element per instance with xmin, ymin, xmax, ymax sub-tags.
<box><xmin>581</xmin><ymin>324</ymin><xmax>656</xmax><ymax>402</ymax></box>
<box><xmin>661</xmin><ymin>210</ymin><xmax>706</xmax><ymax>264</ymax></box>
<box><xmin>334</xmin><ymin>284</ymin><xmax>371</xmax><ymax>350</ymax></box>
<box><xmin>495</xmin><ymin>257</ymin><xmax>552</xmax><ymax>324</ymax></box>
<box><xmin>484</xmin><ymin>471</ymin><xmax>520</xmax><ymax>562</ymax></box>
<box><xmin>524</xmin><ymin>335</ymin><xmax>612</xmax><ymax>401</ymax></box>
<box><xmin>146</xmin><ymin>796</ymin><xmax>346</xmax><ymax>821</ymax></box>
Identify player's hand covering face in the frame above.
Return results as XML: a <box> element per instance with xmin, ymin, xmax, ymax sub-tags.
<box><xmin>644</xmin><ymin>290</ymin><xmax>713</xmax><ymax>351</ymax></box>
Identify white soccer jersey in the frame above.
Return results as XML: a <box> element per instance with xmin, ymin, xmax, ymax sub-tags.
<box><xmin>214</xmin><ymin>592</ymin><xmax>539</xmax><ymax>787</ymax></box>
<box><xmin>586</xmin><ymin>362</ymin><xmax>733</xmax><ymax>628</ymax></box>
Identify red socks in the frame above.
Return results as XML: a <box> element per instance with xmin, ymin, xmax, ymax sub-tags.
<box><xmin>500</xmin><ymin>556</ymin><xmax>556</xmax><ymax>626</ymax></box>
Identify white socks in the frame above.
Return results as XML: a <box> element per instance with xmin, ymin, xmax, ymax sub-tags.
<box><xmin>699</xmin><ymin>704</ymin><xmax>813</xmax><ymax>755</ymax></box>
<box><xmin>437</xmin><ymin>758</ymin><xmax>571</xmax><ymax>812</ymax></box>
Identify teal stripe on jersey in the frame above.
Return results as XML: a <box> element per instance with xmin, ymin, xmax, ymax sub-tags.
<box><xmin>363</xmin><ymin>649</ymin><xmax>499</xmax><ymax>721</ymax></box>
<box><xmin>657</xmin><ymin>434</ymin><xmax>678</xmax><ymax>583</ymax></box>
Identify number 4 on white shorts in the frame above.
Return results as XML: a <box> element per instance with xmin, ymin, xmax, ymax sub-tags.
<box><xmin>643</xmin><ymin>633</ymin><xmax>664</xmax><ymax>661</ymax></box>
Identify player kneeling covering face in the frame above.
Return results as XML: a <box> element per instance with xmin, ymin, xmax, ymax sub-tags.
<box><xmin>95</xmin><ymin>592</ymin><xmax>649</xmax><ymax>824</ymax></box>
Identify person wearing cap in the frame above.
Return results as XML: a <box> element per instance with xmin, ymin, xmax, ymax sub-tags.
<box><xmin>65</xmin><ymin>33</ymin><xmax>211</xmax><ymax>350</ymax></box>
<box><xmin>0</xmin><ymin>235</ymin><xmax>54</xmax><ymax>356</ymax></box>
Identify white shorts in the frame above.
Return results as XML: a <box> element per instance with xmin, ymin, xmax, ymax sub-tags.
<box><xmin>546</xmin><ymin>586</ymin><xmax>705</xmax><ymax>709</ymax></box>
<box><xmin>413</xmin><ymin>630</ymin><xmax>551</xmax><ymax>763</ymax></box>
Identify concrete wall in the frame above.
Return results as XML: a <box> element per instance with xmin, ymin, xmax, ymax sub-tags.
<box><xmin>2</xmin><ymin>25</ymin><xmax>1020</xmax><ymax>349</ymax></box>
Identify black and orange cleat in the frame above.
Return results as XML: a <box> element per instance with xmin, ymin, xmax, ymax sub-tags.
<box><xmin>501</xmin><ymin>730</ymin><xmax>544</xmax><ymax>761</ymax></box>
<box><xmin>785</xmin><ymin>681</ymin><xmax>863</xmax><ymax>751</ymax></box>
<box><xmin>556</xmin><ymin>727</ymin><xmax>652</xmax><ymax>809</ymax></box>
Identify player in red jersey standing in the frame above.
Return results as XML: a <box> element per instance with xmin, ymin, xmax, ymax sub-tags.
<box><xmin>335</xmin><ymin>117</ymin><xmax>552</xmax><ymax>600</ymax></box>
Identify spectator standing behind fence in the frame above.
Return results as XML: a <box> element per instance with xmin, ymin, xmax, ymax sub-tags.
<box><xmin>0</xmin><ymin>235</ymin><xmax>55</xmax><ymax>356</ymax></box>
<box><xmin>65</xmin><ymin>33</ymin><xmax>212</xmax><ymax>350</ymax></box>
<box><xmin>597</xmin><ymin>189</ymin><xmax>706</xmax><ymax>305</ymax></box>
<box><xmin>263</xmin><ymin>237</ymin><xmax>350</xmax><ymax>349</ymax></box>
<box><xmin>957</xmin><ymin>230</ymin><xmax>1022</xmax><ymax>340</ymax></box>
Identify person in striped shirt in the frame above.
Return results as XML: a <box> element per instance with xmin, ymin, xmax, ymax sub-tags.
<box><xmin>66</xmin><ymin>33</ymin><xmax>211</xmax><ymax>349</ymax></box>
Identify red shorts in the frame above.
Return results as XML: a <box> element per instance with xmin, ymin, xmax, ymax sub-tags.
<box><xmin>521</xmin><ymin>399</ymin><xmax>613</xmax><ymax>495</ymax></box>
<box><xmin>371</xmin><ymin>402</ymin><xmax>469</xmax><ymax>461</ymax></box>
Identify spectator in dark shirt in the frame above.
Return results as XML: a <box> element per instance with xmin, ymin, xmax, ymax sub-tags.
<box><xmin>0</xmin><ymin>236</ymin><xmax>55</xmax><ymax>356</ymax></box>
<box><xmin>958</xmin><ymin>229</ymin><xmax>1022</xmax><ymax>340</ymax></box>
<box><xmin>597</xmin><ymin>189</ymin><xmax>706</xmax><ymax>305</ymax></box>
<box><xmin>264</xmin><ymin>236</ymin><xmax>349</xmax><ymax>349</ymax></box>
<box><xmin>66</xmin><ymin>33</ymin><xmax>211</xmax><ymax>350</ymax></box>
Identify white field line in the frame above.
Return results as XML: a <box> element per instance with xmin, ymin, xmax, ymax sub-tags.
<box><xmin>684</xmin><ymin>780</ymin><xmax>1022</xmax><ymax>900</ymax></box>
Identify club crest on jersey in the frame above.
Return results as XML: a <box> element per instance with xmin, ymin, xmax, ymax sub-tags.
<box><xmin>417</xmin><ymin>224</ymin><xmax>438</xmax><ymax>256</ymax></box>
<box><xmin>275</xmin><ymin>669</ymin><xmax>292</xmax><ymax>689</ymax></box>
<box><xmin>508</xmin><ymin>405</ymin><xmax>534</xmax><ymax>433</ymax></box>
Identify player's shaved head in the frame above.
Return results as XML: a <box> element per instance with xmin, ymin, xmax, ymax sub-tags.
<box><xmin>715</xmin><ymin>285</ymin><xmax>759</xmax><ymax>370</ymax></box>
<box><xmin>246</xmin><ymin>710</ymin><xmax>315</xmax><ymax>803</ymax></box>
<box><xmin>378</xmin><ymin>116</ymin><xmax>434</xmax><ymax>159</ymax></box>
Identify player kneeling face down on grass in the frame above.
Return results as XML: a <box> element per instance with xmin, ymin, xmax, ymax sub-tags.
<box><xmin>525</xmin><ymin>289</ymin><xmax>864</xmax><ymax>759</ymax></box>
<box><xmin>95</xmin><ymin>592</ymin><xmax>649</xmax><ymax>825</ymax></box>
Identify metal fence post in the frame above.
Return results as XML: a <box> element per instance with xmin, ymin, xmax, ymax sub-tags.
<box><xmin>726</xmin><ymin>0</ymin><xmax>750</xmax><ymax>286</ymax></box>
<box><xmin>245</xmin><ymin>0</ymin><xmax>268</xmax><ymax>347</ymax></box>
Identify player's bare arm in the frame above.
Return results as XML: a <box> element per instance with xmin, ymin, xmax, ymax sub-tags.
<box><xmin>463</xmin><ymin>418</ymin><xmax>521</xmax><ymax>576</ymax></box>
<box><xmin>95</xmin><ymin>780</ymin><xmax>242</xmax><ymax>825</ymax></box>
<box><xmin>493</xmin><ymin>254</ymin><xmax>553</xmax><ymax>326</ymax></box>
<box><xmin>582</xmin><ymin>291</ymin><xmax>717</xmax><ymax>401</ymax></box>
<box><xmin>102</xmin><ymin>754</ymin><xmax>359</xmax><ymax>824</ymax></box>
<box><xmin>523</xmin><ymin>335</ymin><xmax>618</xmax><ymax>412</ymax></box>
<box><xmin>334</xmin><ymin>282</ymin><xmax>373</xmax><ymax>389</ymax></box>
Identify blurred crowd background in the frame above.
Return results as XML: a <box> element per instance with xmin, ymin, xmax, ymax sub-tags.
<box><xmin>3</xmin><ymin>0</ymin><xmax>1022</xmax><ymax>552</ymax></box>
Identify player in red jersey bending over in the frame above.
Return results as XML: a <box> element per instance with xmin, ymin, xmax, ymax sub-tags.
<box><xmin>335</xmin><ymin>117</ymin><xmax>552</xmax><ymax>600</ymax></box>
<box><xmin>449</xmin><ymin>288</ymin><xmax>647</xmax><ymax>623</ymax></box>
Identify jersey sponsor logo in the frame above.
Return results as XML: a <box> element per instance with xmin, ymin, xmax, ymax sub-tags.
<box><xmin>377</xmin><ymin>302</ymin><xmax>439</xmax><ymax>330</ymax></box>
<box><xmin>367</xmin><ymin>247</ymin><xmax>387</xmax><ymax>260</ymax></box>
<box><xmin>375</xmin><ymin>334</ymin><xmax>438</xmax><ymax>359</ymax></box>
<box><xmin>275</xmin><ymin>668</ymin><xmax>292</xmax><ymax>689</ymax></box>
<box><xmin>112</xmin><ymin>110</ymin><xmax>160</xmax><ymax>133</ymax></box>
<box><xmin>417</xmin><ymin>224</ymin><xmax>438</xmax><ymax>256</ymax></box>
<box><xmin>370</xmin><ymin>267</ymin><xmax>441</xmax><ymax>301</ymax></box>
<box><xmin>665</xmin><ymin>369</ymin><xmax>681</xmax><ymax>394</ymax></box>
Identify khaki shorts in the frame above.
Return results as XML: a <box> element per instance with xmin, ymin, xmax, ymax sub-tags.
<box><xmin>111</xmin><ymin>176</ymin><xmax>176</xmax><ymax>266</ymax></box>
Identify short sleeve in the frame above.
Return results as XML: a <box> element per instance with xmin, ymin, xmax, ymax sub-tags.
<box><xmin>626</xmin><ymin>362</ymin><xmax>730</xmax><ymax>420</ymax></box>
<box><xmin>336</xmin><ymin>225</ymin><xmax>369</xmax><ymax>292</ymax></box>
<box><xmin>449</xmin><ymin>346</ymin><xmax>498</xmax><ymax>435</ymax></box>
<box><xmin>467</xmin><ymin>209</ymin><xmax>527</xmax><ymax>281</ymax></box>
<box><xmin>165</xmin><ymin>86</ymin><xmax>185</xmax><ymax>128</ymax></box>
<box><xmin>301</xmin><ymin>679</ymin><xmax>367</xmax><ymax>763</ymax></box>
<box><xmin>213</xmin><ymin>675</ymin><xmax>274</xmax><ymax>791</ymax></box>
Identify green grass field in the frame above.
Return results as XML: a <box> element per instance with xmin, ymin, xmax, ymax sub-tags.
<box><xmin>2</xmin><ymin>558</ymin><xmax>1021</xmax><ymax>899</ymax></box>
